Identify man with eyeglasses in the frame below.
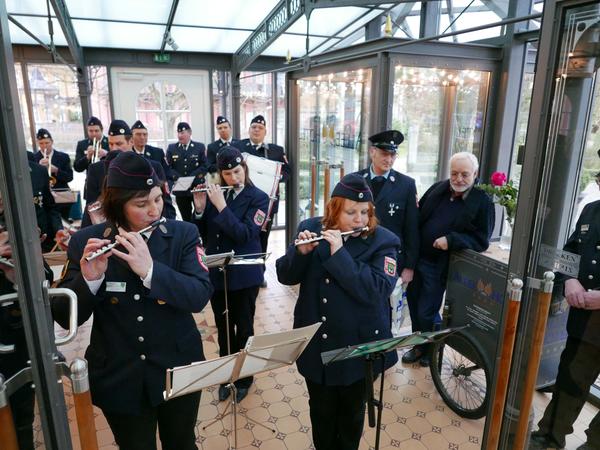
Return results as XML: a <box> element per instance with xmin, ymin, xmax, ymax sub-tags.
<box><xmin>401</xmin><ymin>152</ymin><xmax>494</xmax><ymax>367</ymax></box>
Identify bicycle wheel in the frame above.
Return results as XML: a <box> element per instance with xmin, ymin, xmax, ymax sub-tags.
<box><xmin>429</xmin><ymin>331</ymin><xmax>490</xmax><ymax>419</ymax></box>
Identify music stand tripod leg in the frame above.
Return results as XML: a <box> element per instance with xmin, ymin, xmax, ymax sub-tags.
<box><xmin>365</xmin><ymin>353</ymin><xmax>386</xmax><ymax>450</ymax></box>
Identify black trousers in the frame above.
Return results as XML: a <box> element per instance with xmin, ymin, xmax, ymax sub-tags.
<box><xmin>175</xmin><ymin>195</ymin><xmax>193</xmax><ymax>222</ymax></box>
<box><xmin>103</xmin><ymin>391</ymin><xmax>201</xmax><ymax>450</ymax></box>
<box><xmin>305</xmin><ymin>378</ymin><xmax>367</xmax><ymax>450</ymax></box>
<box><xmin>211</xmin><ymin>287</ymin><xmax>259</xmax><ymax>388</ymax></box>
<box><xmin>534</xmin><ymin>336</ymin><xmax>600</xmax><ymax>447</ymax></box>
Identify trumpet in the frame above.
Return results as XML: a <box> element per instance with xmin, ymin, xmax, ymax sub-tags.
<box><xmin>44</xmin><ymin>148</ymin><xmax>57</xmax><ymax>188</ymax></box>
<box><xmin>294</xmin><ymin>226</ymin><xmax>369</xmax><ymax>246</ymax></box>
<box><xmin>91</xmin><ymin>138</ymin><xmax>101</xmax><ymax>164</ymax></box>
<box><xmin>190</xmin><ymin>184</ymin><xmax>241</xmax><ymax>193</ymax></box>
<box><xmin>85</xmin><ymin>217</ymin><xmax>166</xmax><ymax>262</ymax></box>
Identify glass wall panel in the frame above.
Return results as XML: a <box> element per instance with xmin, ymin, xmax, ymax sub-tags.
<box><xmin>240</xmin><ymin>71</ymin><xmax>273</xmax><ymax>141</ymax></box>
<box><xmin>14</xmin><ymin>62</ymin><xmax>33</xmax><ymax>150</ymax></box>
<box><xmin>88</xmin><ymin>65</ymin><xmax>111</xmax><ymax>127</ymax></box>
<box><xmin>295</xmin><ymin>69</ymin><xmax>372</xmax><ymax>222</ymax></box>
<box><xmin>212</xmin><ymin>70</ymin><xmax>232</xmax><ymax>134</ymax></box>
<box><xmin>276</xmin><ymin>72</ymin><xmax>286</xmax><ymax>146</ymax></box>
<box><xmin>391</xmin><ymin>65</ymin><xmax>490</xmax><ymax>194</ymax></box>
<box><xmin>27</xmin><ymin>64</ymin><xmax>83</xmax><ymax>155</ymax></box>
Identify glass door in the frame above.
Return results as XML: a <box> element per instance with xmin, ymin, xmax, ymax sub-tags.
<box><xmin>499</xmin><ymin>1</ymin><xmax>600</xmax><ymax>448</ymax></box>
<box><xmin>294</xmin><ymin>68</ymin><xmax>372</xmax><ymax>224</ymax></box>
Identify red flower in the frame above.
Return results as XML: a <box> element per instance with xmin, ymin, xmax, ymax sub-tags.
<box><xmin>490</xmin><ymin>172</ymin><xmax>507</xmax><ymax>187</ymax></box>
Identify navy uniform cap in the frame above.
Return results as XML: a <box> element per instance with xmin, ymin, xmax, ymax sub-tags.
<box><xmin>331</xmin><ymin>173</ymin><xmax>373</xmax><ymax>203</ymax></box>
<box><xmin>106</xmin><ymin>151</ymin><xmax>160</xmax><ymax>190</ymax></box>
<box><xmin>250</xmin><ymin>115</ymin><xmax>266</xmax><ymax>126</ymax></box>
<box><xmin>216</xmin><ymin>116</ymin><xmax>229</xmax><ymax>125</ymax></box>
<box><xmin>108</xmin><ymin>120</ymin><xmax>131</xmax><ymax>137</ymax></box>
<box><xmin>87</xmin><ymin>116</ymin><xmax>103</xmax><ymax>128</ymax></box>
<box><xmin>131</xmin><ymin>120</ymin><xmax>146</xmax><ymax>130</ymax></box>
<box><xmin>217</xmin><ymin>146</ymin><xmax>243</xmax><ymax>171</ymax></box>
<box><xmin>177</xmin><ymin>122</ymin><xmax>191</xmax><ymax>132</ymax></box>
<box><xmin>369</xmin><ymin>130</ymin><xmax>404</xmax><ymax>153</ymax></box>
<box><xmin>36</xmin><ymin>128</ymin><xmax>52</xmax><ymax>140</ymax></box>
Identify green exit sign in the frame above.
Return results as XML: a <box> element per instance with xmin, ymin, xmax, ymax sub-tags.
<box><xmin>154</xmin><ymin>53</ymin><xmax>171</xmax><ymax>63</ymax></box>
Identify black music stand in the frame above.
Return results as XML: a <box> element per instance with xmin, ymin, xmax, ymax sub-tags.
<box><xmin>321</xmin><ymin>326</ymin><xmax>467</xmax><ymax>450</ymax></box>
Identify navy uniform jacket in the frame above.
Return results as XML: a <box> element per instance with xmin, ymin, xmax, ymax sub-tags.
<box><xmin>81</xmin><ymin>157</ymin><xmax>176</xmax><ymax>228</ymax></box>
<box><xmin>53</xmin><ymin>220</ymin><xmax>213</xmax><ymax>414</ymax></box>
<box><xmin>195</xmin><ymin>185</ymin><xmax>269</xmax><ymax>290</ymax></box>
<box><xmin>356</xmin><ymin>168</ymin><xmax>419</xmax><ymax>270</ymax></box>
<box><xmin>33</xmin><ymin>150</ymin><xmax>73</xmax><ymax>190</ymax></box>
<box><xmin>419</xmin><ymin>180</ymin><xmax>494</xmax><ymax>275</ymax></box>
<box><xmin>166</xmin><ymin>140</ymin><xmax>207</xmax><ymax>196</ymax></box>
<box><xmin>30</xmin><ymin>162</ymin><xmax>63</xmax><ymax>245</ymax></box>
<box><xmin>276</xmin><ymin>217</ymin><xmax>400</xmax><ymax>386</ymax></box>
<box><xmin>207</xmin><ymin>139</ymin><xmax>242</xmax><ymax>174</ymax></box>
<box><xmin>134</xmin><ymin>145</ymin><xmax>171</xmax><ymax>183</ymax></box>
<box><xmin>238</xmin><ymin>139</ymin><xmax>291</xmax><ymax>215</ymax></box>
<box><xmin>74</xmin><ymin>136</ymin><xmax>109</xmax><ymax>172</ymax></box>
<box><xmin>560</xmin><ymin>201</ymin><xmax>600</xmax><ymax>347</ymax></box>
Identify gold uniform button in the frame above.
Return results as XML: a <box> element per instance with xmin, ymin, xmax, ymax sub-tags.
<box><xmin>157</xmin><ymin>300</ymin><xmax>166</xmax><ymax>305</ymax></box>
<box><xmin>137</xmin><ymin>316</ymin><xmax>144</xmax><ymax>322</ymax></box>
<box><xmin>110</xmin><ymin>297</ymin><xmax>119</xmax><ymax>305</ymax></box>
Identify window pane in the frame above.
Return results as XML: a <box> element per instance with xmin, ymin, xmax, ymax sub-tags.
<box><xmin>88</xmin><ymin>66</ymin><xmax>112</xmax><ymax>126</ymax></box>
<box><xmin>276</xmin><ymin>72</ymin><xmax>286</xmax><ymax>146</ymax></box>
<box><xmin>14</xmin><ymin>62</ymin><xmax>33</xmax><ymax>150</ymax></box>
<box><xmin>212</xmin><ymin>70</ymin><xmax>232</xmax><ymax>135</ymax></box>
<box><xmin>452</xmin><ymin>70</ymin><xmax>490</xmax><ymax>157</ymax></box>
<box><xmin>240</xmin><ymin>72</ymin><xmax>273</xmax><ymax>141</ymax></box>
<box><xmin>137</xmin><ymin>81</ymin><xmax>162</xmax><ymax>111</ymax></box>
<box><xmin>164</xmin><ymin>83</ymin><xmax>190</xmax><ymax>111</ymax></box>
<box><xmin>28</xmin><ymin>64</ymin><xmax>83</xmax><ymax>156</ymax></box>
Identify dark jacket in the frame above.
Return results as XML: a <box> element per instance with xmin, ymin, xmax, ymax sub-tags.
<box><xmin>207</xmin><ymin>138</ymin><xmax>242</xmax><ymax>174</ymax></box>
<box><xmin>30</xmin><ymin>162</ymin><xmax>63</xmax><ymax>250</ymax></box>
<box><xmin>53</xmin><ymin>219</ymin><xmax>213</xmax><ymax>414</ymax></box>
<box><xmin>419</xmin><ymin>180</ymin><xmax>494</xmax><ymax>273</ymax></box>
<box><xmin>561</xmin><ymin>201</ymin><xmax>600</xmax><ymax>346</ymax></box>
<box><xmin>195</xmin><ymin>185</ymin><xmax>269</xmax><ymax>290</ymax></box>
<box><xmin>33</xmin><ymin>150</ymin><xmax>73</xmax><ymax>190</ymax></box>
<box><xmin>74</xmin><ymin>136</ymin><xmax>109</xmax><ymax>172</ymax></box>
<box><xmin>356</xmin><ymin>168</ymin><xmax>419</xmax><ymax>270</ymax></box>
<box><xmin>133</xmin><ymin>145</ymin><xmax>171</xmax><ymax>183</ymax></box>
<box><xmin>238</xmin><ymin>139</ymin><xmax>291</xmax><ymax>215</ymax></box>
<box><xmin>166</xmin><ymin>140</ymin><xmax>207</xmax><ymax>196</ymax></box>
<box><xmin>276</xmin><ymin>217</ymin><xmax>400</xmax><ymax>386</ymax></box>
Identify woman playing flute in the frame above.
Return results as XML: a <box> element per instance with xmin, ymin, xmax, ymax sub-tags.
<box><xmin>276</xmin><ymin>173</ymin><xmax>400</xmax><ymax>450</ymax></box>
<box><xmin>53</xmin><ymin>151</ymin><xmax>212</xmax><ymax>450</ymax></box>
<box><xmin>192</xmin><ymin>146</ymin><xmax>269</xmax><ymax>404</ymax></box>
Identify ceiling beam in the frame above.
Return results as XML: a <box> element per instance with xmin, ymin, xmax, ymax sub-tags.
<box><xmin>160</xmin><ymin>0</ymin><xmax>180</xmax><ymax>53</ymax></box>
<box><xmin>48</xmin><ymin>0</ymin><xmax>83</xmax><ymax>68</ymax></box>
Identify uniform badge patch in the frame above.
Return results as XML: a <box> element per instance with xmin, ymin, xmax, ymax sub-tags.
<box><xmin>384</xmin><ymin>256</ymin><xmax>397</xmax><ymax>276</ymax></box>
<box><xmin>254</xmin><ymin>209</ymin><xmax>266</xmax><ymax>226</ymax></box>
<box><xmin>196</xmin><ymin>246</ymin><xmax>208</xmax><ymax>272</ymax></box>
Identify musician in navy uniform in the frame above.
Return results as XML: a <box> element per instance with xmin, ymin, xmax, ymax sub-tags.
<box><xmin>73</xmin><ymin>116</ymin><xmax>109</xmax><ymax>172</ymax></box>
<box><xmin>355</xmin><ymin>130</ymin><xmax>419</xmax><ymax>285</ymax></box>
<box><xmin>192</xmin><ymin>146</ymin><xmax>269</xmax><ymax>404</ymax></box>
<box><xmin>131</xmin><ymin>120</ymin><xmax>171</xmax><ymax>182</ymax></box>
<box><xmin>239</xmin><ymin>115</ymin><xmax>291</xmax><ymax>269</ymax></box>
<box><xmin>276</xmin><ymin>173</ymin><xmax>400</xmax><ymax>450</ymax></box>
<box><xmin>33</xmin><ymin>128</ymin><xmax>74</xmax><ymax>220</ymax></box>
<box><xmin>81</xmin><ymin>120</ymin><xmax>176</xmax><ymax>228</ymax></box>
<box><xmin>166</xmin><ymin>122</ymin><xmax>207</xmax><ymax>222</ymax></box>
<box><xmin>402</xmin><ymin>152</ymin><xmax>494</xmax><ymax>367</ymax></box>
<box><xmin>207</xmin><ymin>116</ymin><xmax>242</xmax><ymax>174</ymax></box>
<box><xmin>530</xmin><ymin>200</ymin><xmax>600</xmax><ymax>450</ymax></box>
<box><xmin>0</xmin><ymin>215</ymin><xmax>54</xmax><ymax>450</ymax></box>
<box><xmin>53</xmin><ymin>151</ymin><xmax>213</xmax><ymax>450</ymax></box>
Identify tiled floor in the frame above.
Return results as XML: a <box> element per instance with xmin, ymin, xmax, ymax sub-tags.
<box><xmin>31</xmin><ymin>229</ymin><xmax>598</xmax><ymax>449</ymax></box>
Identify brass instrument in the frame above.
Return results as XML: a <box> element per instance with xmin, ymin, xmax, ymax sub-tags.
<box><xmin>44</xmin><ymin>148</ymin><xmax>57</xmax><ymax>188</ymax></box>
<box><xmin>294</xmin><ymin>226</ymin><xmax>369</xmax><ymax>246</ymax></box>
<box><xmin>91</xmin><ymin>138</ymin><xmax>101</xmax><ymax>164</ymax></box>
<box><xmin>85</xmin><ymin>217</ymin><xmax>166</xmax><ymax>261</ymax></box>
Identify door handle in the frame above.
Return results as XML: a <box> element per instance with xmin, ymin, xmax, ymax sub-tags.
<box><xmin>0</xmin><ymin>287</ymin><xmax>78</xmax><ymax>353</ymax></box>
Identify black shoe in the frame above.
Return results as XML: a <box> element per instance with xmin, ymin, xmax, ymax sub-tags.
<box><xmin>218</xmin><ymin>385</ymin><xmax>230</xmax><ymax>402</ymax></box>
<box><xmin>401</xmin><ymin>347</ymin><xmax>423</xmax><ymax>364</ymax></box>
<box><xmin>529</xmin><ymin>433</ymin><xmax>564</xmax><ymax>449</ymax></box>
<box><xmin>261</xmin><ymin>280</ymin><xmax>268</xmax><ymax>288</ymax></box>
<box><xmin>419</xmin><ymin>355</ymin><xmax>430</xmax><ymax>367</ymax></box>
<box><xmin>235</xmin><ymin>387</ymin><xmax>249</xmax><ymax>403</ymax></box>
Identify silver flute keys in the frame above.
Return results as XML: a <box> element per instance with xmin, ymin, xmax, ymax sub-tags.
<box><xmin>189</xmin><ymin>184</ymin><xmax>241</xmax><ymax>193</ymax></box>
<box><xmin>85</xmin><ymin>217</ymin><xmax>167</xmax><ymax>262</ymax></box>
<box><xmin>294</xmin><ymin>226</ymin><xmax>369</xmax><ymax>246</ymax></box>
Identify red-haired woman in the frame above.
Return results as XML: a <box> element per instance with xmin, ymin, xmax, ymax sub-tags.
<box><xmin>276</xmin><ymin>173</ymin><xmax>400</xmax><ymax>450</ymax></box>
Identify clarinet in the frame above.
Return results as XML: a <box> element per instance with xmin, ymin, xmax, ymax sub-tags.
<box><xmin>85</xmin><ymin>217</ymin><xmax>167</xmax><ymax>262</ymax></box>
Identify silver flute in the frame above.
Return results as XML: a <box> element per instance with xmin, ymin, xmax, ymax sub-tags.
<box><xmin>294</xmin><ymin>226</ymin><xmax>369</xmax><ymax>246</ymax></box>
<box><xmin>85</xmin><ymin>217</ymin><xmax>167</xmax><ymax>262</ymax></box>
<box><xmin>189</xmin><ymin>184</ymin><xmax>241</xmax><ymax>193</ymax></box>
<box><xmin>0</xmin><ymin>256</ymin><xmax>14</xmax><ymax>268</ymax></box>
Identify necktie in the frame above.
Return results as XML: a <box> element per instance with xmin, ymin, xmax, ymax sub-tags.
<box><xmin>371</xmin><ymin>176</ymin><xmax>385</xmax><ymax>199</ymax></box>
<box><xmin>226</xmin><ymin>190</ymin><xmax>234</xmax><ymax>205</ymax></box>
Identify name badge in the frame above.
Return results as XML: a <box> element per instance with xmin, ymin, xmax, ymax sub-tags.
<box><xmin>106</xmin><ymin>281</ymin><xmax>127</xmax><ymax>292</ymax></box>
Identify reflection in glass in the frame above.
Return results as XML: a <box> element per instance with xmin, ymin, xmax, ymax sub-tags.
<box><xmin>240</xmin><ymin>72</ymin><xmax>273</xmax><ymax>141</ymax></box>
<box><xmin>295</xmin><ymin>69</ymin><xmax>372</xmax><ymax>222</ymax></box>
<box><xmin>88</xmin><ymin>65</ymin><xmax>111</xmax><ymax>127</ymax></box>
<box><xmin>13</xmin><ymin>63</ymin><xmax>32</xmax><ymax>150</ymax></box>
<box><xmin>212</xmin><ymin>70</ymin><xmax>231</xmax><ymax>129</ymax></box>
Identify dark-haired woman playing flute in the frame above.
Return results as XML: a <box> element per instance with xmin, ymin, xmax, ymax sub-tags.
<box><xmin>53</xmin><ymin>151</ymin><xmax>213</xmax><ymax>450</ymax></box>
<box><xmin>276</xmin><ymin>173</ymin><xmax>400</xmax><ymax>450</ymax></box>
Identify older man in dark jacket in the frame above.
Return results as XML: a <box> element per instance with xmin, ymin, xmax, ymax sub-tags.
<box><xmin>402</xmin><ymin>152</ymin><xmax>495</xmax><ymax>366</ymax></box>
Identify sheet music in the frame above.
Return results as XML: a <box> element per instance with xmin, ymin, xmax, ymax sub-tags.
<box><xmin>242</xmin><ymin>153</ymin><xmax>282</xmax><ymax>198</ymax></box>
<box><xmin>204</xmin><ymin>251</ymin><xmax>235</xmax><ymax>268</ymax></box>
<box><xmin>165</xmin><ymin>354</ymin><xmax>238</xmax><ymax>399</ymax></box>
<box><xmin>172</xmin><ymin>176</ymin><xmax>195</xmax><ymax>192</ymax></box>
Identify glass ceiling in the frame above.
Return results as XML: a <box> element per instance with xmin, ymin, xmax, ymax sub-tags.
<box><xmin>4</xmin><ymin>0</ymin><xmax>537</xmax><ymax>58</ymax></box>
